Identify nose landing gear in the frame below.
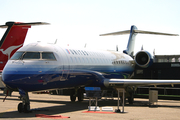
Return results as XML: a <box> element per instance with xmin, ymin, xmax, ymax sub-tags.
<box><xmin>18</xmin><ymin>90</ymin><xmax>31</xmax><ymax>113</ymax></box>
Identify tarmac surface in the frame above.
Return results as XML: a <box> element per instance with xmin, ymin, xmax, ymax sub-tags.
<box><xmin>0</xmin><ymin>91</ymin><xmax>180</xmax><ymax>120</ymax></box>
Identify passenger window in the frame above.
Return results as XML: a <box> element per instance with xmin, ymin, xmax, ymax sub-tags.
<box><xmin>10</xmin><ymin>52</ymin><xmax>24</xmax><ymax>60</ymax></box>
<box><xmin>69</xmin><ymin>49</ymin><xmax>74</xmax><ymax>54</ymax></box>
<box><xmin>84</xmin><ymin>51</ymin><xmax>88</xmax><ymax>55</ymax></box>
<box><xmin>78</xmin><ymin>50</ymin><xmax>82</xmax><ymax>55</ymax></box>
<box><xmin>81</xmin><ymin>50</ymin><xmax>86</xmax><ymax>55</ymax></box>
<box><xmin>42</xmin><ymin>52</ymin><xmax>56</xmax><ymax>60</ymax></box>
<box><xmin>23</xmin><ymin>52</ymin><xmax>40</xmax><ymax>59</ymax></box>
<box><xmin>73</xmin><ymin>50</ymin><xmax>77</xmax><ymax>55</ymax></box>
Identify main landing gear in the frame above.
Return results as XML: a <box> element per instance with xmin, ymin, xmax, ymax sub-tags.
<box><xmin>18</xmin><ymin>91</ymin><xmax>31</xmax><ymax>113</ymax></box>
<box><xmin>70</xmin><ymin>88</ymin><xmax>84</xmax><ymax>102</ymax></box>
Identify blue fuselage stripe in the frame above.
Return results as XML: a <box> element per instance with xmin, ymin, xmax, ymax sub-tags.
<box><xmin>3</xmin><ymin>64</ymin><xmax>133</xmax><ymax>91</ymax></box>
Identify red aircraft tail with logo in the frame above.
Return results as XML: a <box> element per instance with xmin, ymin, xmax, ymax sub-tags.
<box><xmin>0</xmin><ymin>22</ymin><xmax>49</xmax><ymax>71</ymax></box>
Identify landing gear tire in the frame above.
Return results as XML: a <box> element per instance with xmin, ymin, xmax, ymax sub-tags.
<box><xmin>18</xmin><ymin>103</ymin><xmax>31</xmax><ymax>113</ymax></box>
<box><xmin>128</xmin><ymin>96</ymin><xmax>134</xmax><ymax>104</ymax></box>
<box><xmin>70</xmin><ymin>95</ymin><xmax>76</xmax><ymax>102</ymax></box>
<box><xmin>77</xmin><ymin>91</ymin><xmax>84</xmax><ymax>102</ymax></box>
<box><xmin>70</xmin><ymin>88</ymin><xmax>84</xmax><ymax>102</ymax></box>
<box><xmin>24</xmin><ymin>103</ymin><xmax>30</xmax><ymax>113</ymax></box>
<box><xmin>18</xmin><ymin>103</ymin><xmax>23</xmax><ymax>113</ymax></box>
<box><xmin>70</xmin><ymin>89</ymin><xmax>76</xmax><ymax>102</ymax></box>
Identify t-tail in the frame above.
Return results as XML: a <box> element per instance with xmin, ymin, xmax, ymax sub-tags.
<box><xmin>100</xmin><ymin>25</ymin><xmax>179</xmax><ymax>57</ymax></box>
<box><xmin>0</xmin><ymin>21</ymin><xmax>49</xmax><ymax>71</ymax></box>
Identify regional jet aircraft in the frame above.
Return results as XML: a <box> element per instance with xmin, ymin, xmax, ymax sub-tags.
<box><xmin>2</xmin><ymin>25</ymin><xmax>180</xmax><ymax>113</ymax></box>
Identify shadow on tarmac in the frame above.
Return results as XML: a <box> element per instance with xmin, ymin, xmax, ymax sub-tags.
<box><xmin>1</xmin><ymin>94</ymin><xmax>180</xmax><ymax>119</ymax></box>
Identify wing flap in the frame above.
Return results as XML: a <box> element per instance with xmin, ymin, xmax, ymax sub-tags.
<box><xmin>104</xmin><ymin>79</ymin><xmax>180</xmax><ymax>87</ymax></box>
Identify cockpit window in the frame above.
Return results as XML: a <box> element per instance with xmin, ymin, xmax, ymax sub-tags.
<box><xmin>42</xmin><ymin>52</ymin><xmax>56</xmax><ymax>60</ymax></box>
<box><xmin>23</xmin><ymin>52</ymin><xmax>40</xmax><ymax>59</ymax></box>
<box><xmin>10</xmin><ymin>52</ymin><xmax>24</xmax><ymax>60</ymax></box>
<box><xmin>10</xmin><ymin>51</ymin><xmax>56</xmax><ymax>60</ymax></box>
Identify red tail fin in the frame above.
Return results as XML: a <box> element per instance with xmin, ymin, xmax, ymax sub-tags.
<box><xmin>0</xmin><ymin>21</ymin><xmax>49</xmax><ymax>71</ymax></box>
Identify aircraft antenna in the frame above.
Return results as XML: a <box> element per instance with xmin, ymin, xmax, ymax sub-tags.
<box><xmin>84</xmin><ymin>43</ymin><xmax>87</xmax><ymax>48</ymax></box>
<box><xmin>54</xmin><ymin>39</ymin><xmax>57</xmax><ymax>44</ymax></box>
<box><xmin>116</xmin><ymin>45</ymin><xmax>118</xmax><ymax>51</ymax></box>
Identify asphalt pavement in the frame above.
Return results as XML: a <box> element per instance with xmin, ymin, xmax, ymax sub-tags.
<box><xmin>0</xmin><ymin>91</ymin><xmax>180</xmax><ymax>120</ymax></box>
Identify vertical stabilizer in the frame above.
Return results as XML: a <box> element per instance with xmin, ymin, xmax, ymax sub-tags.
<box><xmin>123</xmin><ymin>25</ymin><xmax>137</xmax><ymax>57</ymax></box>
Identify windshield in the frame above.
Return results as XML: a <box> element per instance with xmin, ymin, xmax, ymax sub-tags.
<box><xmin>10</xmin><ymin>51</ymin><xmax>56</xmax><ymax>60</ymax></box>
<box><xmin>10</xmin><ymin>52</ymin><xmax>24</xmax><ymax>60</ymax></box>
<box><xmin>42</xmin><ymin>52</ymin><xmax>56</xmax><ymax>60</ymax></box>
<box><xmin>23</xmin><ymin>52</ymin><xmax>40</xmax><ymax>59</ymax></box>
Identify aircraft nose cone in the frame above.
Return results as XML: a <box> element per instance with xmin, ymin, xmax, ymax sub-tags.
<box><xmin>2</xmin><ymin>70</ymin><xmax>15</xmax><ymax>88</ymax></box>
<box><xmin>2</xmin><ymin>65</ymin><xmax>22</xmax><ymax>89</ymax></box>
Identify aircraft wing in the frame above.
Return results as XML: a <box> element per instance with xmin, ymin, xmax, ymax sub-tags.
<box><xmin>104</xmin><ymin>79</ymin><xmax>180</xmax><ymax>87</ymax></box>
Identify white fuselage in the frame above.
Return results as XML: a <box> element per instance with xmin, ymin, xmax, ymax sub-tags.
<box><xmin>2</xmin><ymin>43</ymin><xmax>134</xmax><ymax>91</ymax></box>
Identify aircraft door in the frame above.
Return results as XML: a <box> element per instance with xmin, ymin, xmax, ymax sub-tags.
<box><xmin>59</xmin><ymin>48</ymin><xmax>70</xmax><ymax>81</ymax></box>
<box><xmin>61</xmin><ymin>63</ymin><xmax>70</xmax><ymax>81</ymax></box>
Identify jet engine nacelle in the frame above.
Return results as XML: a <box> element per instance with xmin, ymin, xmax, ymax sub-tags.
<box><xmin>134</xmin><ymin>51</ymin><xmax>153</xmax><ymax>68</ymax></box>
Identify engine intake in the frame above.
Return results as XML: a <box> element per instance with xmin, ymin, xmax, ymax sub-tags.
<box><xmin>135</xmin><ymin>51</ymin><xmax>153</xmax><ymax>68</ymax></box>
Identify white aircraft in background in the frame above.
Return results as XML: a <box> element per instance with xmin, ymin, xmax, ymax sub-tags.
<box><xmin>2</xmin><ymin>25</ymin><xmax>180</xmax><ymax>113</ymax></box>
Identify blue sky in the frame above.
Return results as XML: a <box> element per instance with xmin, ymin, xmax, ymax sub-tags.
<box><xmin>0</xmin><ymin>0</ymin><xmax>180</xmax><ymax>55</ymax></box>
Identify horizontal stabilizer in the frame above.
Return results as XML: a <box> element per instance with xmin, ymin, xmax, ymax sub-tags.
<box><xmin>100</xmin><ymin>29</ymin><xmax>179</xmax><ymax>36</ymax></box>
<box><xmin>134</xmin><ymin>30</ymin><xmax>179</xmax><ymax>36</ymax></box>
<box><xmin>0</xmin><ymin>22</ymin><xmax>49</xmax><ymax>28</ymax></box>
<box><xmin>100</xmin><ymin>30</ymin><xmax>130</xmax><ymax>36</ymax></box>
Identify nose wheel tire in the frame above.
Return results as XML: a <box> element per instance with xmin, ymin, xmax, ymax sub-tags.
<box><xmin>18</xmin><ymin>103</ymin><xmax>30</xmax><ymax>113</ymax></box>
<box><xmin>18</xmin><ymin>103</ymin><xmax>23</xmax><ymax>113</ymax></box>
<box><xmin>24</xmin><ymin>103</ymin><xmax>30</xmax><ymax>113</ymax></box>
<box><xmin>70</xmin><ymin>94</ymin><xmax>76</xmax><ymax>102</ymax></box>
